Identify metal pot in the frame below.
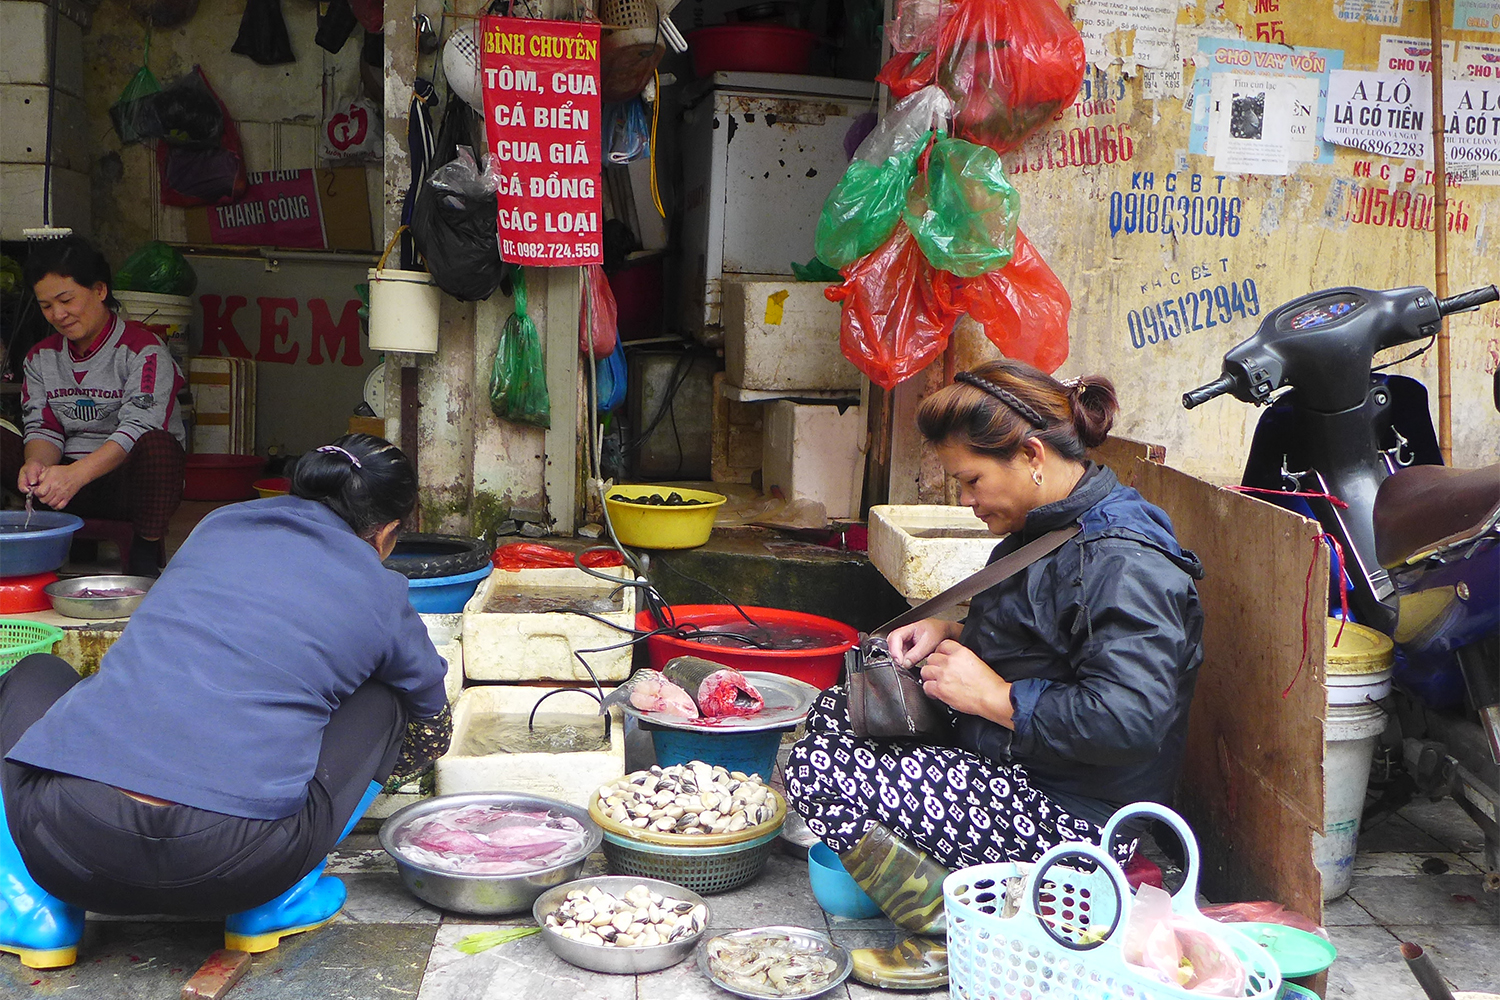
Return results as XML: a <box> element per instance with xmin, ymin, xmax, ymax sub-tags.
<box><xmin>379</xmin><ymin>792</ymin><xmax>602</xmax><ymax>915</ymax></box>
<box><xmin>532</xmin><ymin>876</ymin><xmax>708</xmax><ymax>974</ymax></box>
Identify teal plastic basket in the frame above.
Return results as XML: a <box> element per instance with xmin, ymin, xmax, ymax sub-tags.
<box><xmin>600</xmin><ymin>827</ymin><xmax>781</xmax><ymax>895</ymax></box>
<box><xmin>945</xmin><ymin>803</ymin><xmax>1282</xmax><ymax>1000</ymax></box>
<box><xmin>0</xmin><ymin>620</ymin><xmax>66</xmax><ymax>674</ymax></box>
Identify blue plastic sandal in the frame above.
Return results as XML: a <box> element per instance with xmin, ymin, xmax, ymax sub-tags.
<box><xmin>224</xmin><ymin>780</ymin><xmax>381</xmax><ymax>953</ymax></box>
<box><xmin>0</xmin><ymin>796</ymin><xmax>84</xmax><ymax>970</ymax></box>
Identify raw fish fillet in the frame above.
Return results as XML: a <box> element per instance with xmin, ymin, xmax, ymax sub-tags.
<box><xmin>392</xmin><ymin>804</ymin><xmax>589</xmax><ymax>875</ymax></box>
<box><xmin>627</xmin><ymin>671</ymin><xmax>700</xmax><ymax>718</ymax></box>
<box><xmin>661</xmin><ymin>656</ymin><xmax>764</xmax><ymax>718</ymax></box>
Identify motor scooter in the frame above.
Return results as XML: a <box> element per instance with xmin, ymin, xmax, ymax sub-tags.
<box><xmin>1183</xmin><ymin>283</ymin><xmax>1500</xmax><ymax>880</ymax></box>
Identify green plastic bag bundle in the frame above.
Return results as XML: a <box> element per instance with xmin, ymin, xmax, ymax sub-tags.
<box><xmin>815</xmin><ymin>87</ymin><xmax>953</xmax><ymax>271</ymax></box>
<box><xmin>903</xmin><ymin>137</ymin><xmax>1021</xmax><ymax>278</ymax></box>
<box><xmin>110</xmin><ymin>32</ymin><xmax>163</xmax><ymax>145</ymax></box>
<box><xmin>114</xmin><ymin>241</ymin><xmax>197</xmax><ymax>296</ymax></box>
<box><xmin>489</xmin><ymin>269</ymin><xmax>551</xmax><ymax>428</ymax></box>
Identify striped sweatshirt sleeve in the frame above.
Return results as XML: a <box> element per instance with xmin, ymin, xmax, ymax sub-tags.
<box><xmin>108</xmin><ymin>331</ymin><xmax>182</xmax><ymax>454</ymax></box>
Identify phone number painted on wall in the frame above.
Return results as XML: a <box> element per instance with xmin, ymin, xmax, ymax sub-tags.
<box><xmin>1128</xmin><ymin>279</ymin><xmax>1261</xmax><ymax>349</ymax></box>
<box><xmin>1109</xmin><ymin>191</ymin><xmax>1244</xmax><ymax>238</ymax></box>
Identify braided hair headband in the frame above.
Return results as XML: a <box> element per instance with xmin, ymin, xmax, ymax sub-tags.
<box><xmin>316</xmin><ymin>445</ymin><xmax>363</xmax><ymax>469</ymax></box>
<box><xmin>954</xmin><ymin>371</ymin><xmax>1049</xmax><ymax>429</ymax></box>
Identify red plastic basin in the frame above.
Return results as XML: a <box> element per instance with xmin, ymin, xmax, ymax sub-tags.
<box><xmin>0</xmin><ymin>572</ymin><xmax>59</xmax><ymax>614</ymax></box>
<box><xmin>686</xmin><ymin>25</ymin><xmax>817</xmax><ymax>77</ymax></box>
<box><xmin>638</xmin><ymin>604</ymin><xmax>857</xmax><ymax>690</ymax></box>
<box><xmin>183</xmin><ymin>454</ymin><xmax>268</xmax><ymax>501</ymax></box>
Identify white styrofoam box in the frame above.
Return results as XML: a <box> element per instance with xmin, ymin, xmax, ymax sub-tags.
<box><xmin>722</xmin><ymin>279</ymin><xmax>861</xmax><ymax>392</ymax></box>
<box><xmin>436</xmin><ymin>685</ymin><xmax>625</xmax><ymax>807</ymax></box>
<box><xmin>420</xmin><ymin>612</ymin><xmax>463</xmax><ymax>646</ymax></box>
<box><xmin>461</xmin><ymin>564</ymin><xmax>638</xmax><ymax>682</ymax></box>
<box><xmin>761</xmin><ymin>401</ymin><xmax>865</xmax><ymax>519</ymax></box>
<box><xmin>0</xmin><ymin>87</ymin><xmax>88</xmax><ymax>170</ymax></box>
<box><xmin>0</xmin><ymin>3</ymin><xmax>84</xmax><ymax>94</ymax></box>
<box><xmin>437</xmin><ymin>640</ymin><xmax>463</xmax><ymax>705</ymax></box>
<box><xmin>0</xmin><ymin>164</ymin><xmax>89</xmax><ymax>242</ymax></box>
<box><xmin>868</xmin><ymin>505</ymin><xmax>999</xmax><ymax>602</ymax></box>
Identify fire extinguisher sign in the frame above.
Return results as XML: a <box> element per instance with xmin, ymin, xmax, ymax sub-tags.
<box><xmin>480</xmin><ymin>17</ymin><xmax>603</xmax><ymax>267</ymax></box>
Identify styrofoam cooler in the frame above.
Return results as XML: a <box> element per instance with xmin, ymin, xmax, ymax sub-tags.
<box><xmin>761</xmin><ymin>400</ymin><xmax>864</xmax><ymax>519</ymax></box>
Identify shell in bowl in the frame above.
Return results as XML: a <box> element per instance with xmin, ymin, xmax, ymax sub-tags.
<box><xmin>532</xmin><ymin>876</ymin><xmax>709</xmax><ymax>974</ymax></box>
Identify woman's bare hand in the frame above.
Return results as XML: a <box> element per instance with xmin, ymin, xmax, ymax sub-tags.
<box><xmin>920</xmin><ymin>639</ymin><xmax>1014</xmax><ymax>726</ymax></box>
<box><xmin>886</xmin><ymin>617</ymin><xmax>964</xmax><ymax>667</ymax></box>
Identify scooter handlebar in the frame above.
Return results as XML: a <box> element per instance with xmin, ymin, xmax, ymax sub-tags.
<box><xmin>1437</xmin><ymin>285</ymin><xmax>1499</xmax><ymax>316</ymax></box>
<box><xmin>1182</xmin><ymin>373</ymin><xmax>1237</xmax><ymax>410</ymax></box>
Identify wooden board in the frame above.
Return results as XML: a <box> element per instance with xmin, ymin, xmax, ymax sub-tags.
<box><xmin>1129</xmin><ymin>459</ymin><xmax>1330</xmax><ymax>924</ymax></box>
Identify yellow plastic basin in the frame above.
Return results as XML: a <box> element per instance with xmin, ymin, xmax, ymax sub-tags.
<box><xmin>605</xmin><ymin>486</ymin><xmax>726</xmax><ymax>550</ymax></box>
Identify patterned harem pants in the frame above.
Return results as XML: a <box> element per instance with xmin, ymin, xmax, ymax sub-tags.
<box><xmin>785</xmin><ymin>686</ymin><xmax>1109</xmax><ymax>871</ymax></box>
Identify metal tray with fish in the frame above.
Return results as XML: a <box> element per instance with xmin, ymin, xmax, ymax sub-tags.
<box><xmin>625</xmin><ymin>671</ymin><xmax>820</xmax><ymax>733</ymax></box>
<box><xmin>698</xmin><ymin>925</ymin><xmax>851</xmax><ymax>999</ymax></box>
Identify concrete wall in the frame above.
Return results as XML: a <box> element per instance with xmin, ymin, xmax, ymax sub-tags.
<box><xmin>896</xmin><ymin>0</ymin><xmax>1500</xmax><ymax>502</ymax></box>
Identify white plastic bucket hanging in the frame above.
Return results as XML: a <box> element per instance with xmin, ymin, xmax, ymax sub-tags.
<box><xmin>1314</xmin><ymin>618</ymin><xmax>1394</xmax><ymax>901</ymax></box>
<box><xmin>368</xmin><ymin>226</ymin><xmax>440</xmax><ymax>354</ymax></box>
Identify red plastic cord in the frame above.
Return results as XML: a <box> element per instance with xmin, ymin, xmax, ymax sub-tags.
<box><xmin>1226</xmin><ymin>485</ymin><xmax>1351</xmax><ymax>509</ymax></box>
<box><xmin>1283</xmin><ymin>532</ymin><xmax>1349</xmax><ymax>699</ymax></box>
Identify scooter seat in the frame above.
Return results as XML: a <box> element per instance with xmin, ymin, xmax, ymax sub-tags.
<box><xmin>1373</xmin><ymin>463</ymin><xmax>1500</xmax><ymax>568</ymax></box>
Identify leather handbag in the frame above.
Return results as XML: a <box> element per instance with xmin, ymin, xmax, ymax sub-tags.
<box><xmin>846</xmin><ymin>523</ymin><xmax>1081</xmax><ymax>741</ymax></box>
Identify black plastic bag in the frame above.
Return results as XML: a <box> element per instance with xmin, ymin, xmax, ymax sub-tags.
<box><xmin>316</xmin><ymin>0</ymin><xmax>358</xmax><ymax>53</ymax></box>
<box><xmin>412</xmin><ymin>146</ymin><xmax>507</xmax><ymax>302</ymax></box>
<box><xmin>154</xmin><ymin>68</ymin><xmax>225</xmax><ymax>148</ymax></box>
<box><xmin>232</xmin><ymin>0</ymin><xmax>295</xmax><ymax>65</ymax></box>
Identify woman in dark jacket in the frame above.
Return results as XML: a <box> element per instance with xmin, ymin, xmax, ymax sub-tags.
<box><xmin>784</xmin><ymin>360</ymin><xmax>1204</xmax><ymax>991</ymax></box>
<box><xmin>0</xmin><ymin>434</ymin><xmax>451</xmax><ymax>970</ymax></box>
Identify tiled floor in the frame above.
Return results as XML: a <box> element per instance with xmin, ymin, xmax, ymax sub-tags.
<box><xmin>4</xmin><ymin>796</ymin><xmax>1495</xmax><ymax>999</ymax></box>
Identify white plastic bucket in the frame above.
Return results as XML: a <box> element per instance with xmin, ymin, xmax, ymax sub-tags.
<box><xmin>1325</xmin><ymin>618</ymin><xmax>1396</xmax><ymax>706</ymax></box>
<box><xmin>115</xmin><ymin>291</ymin><xmax>193</xmax><ymax>357</ymax></box>
<box><xmin>1314</xmin><ymin>701</ymin><xmax>1388</xmax><ymax>900</ymax></box>
<box><xmin>368</xmin><ymin>267</ymin><xmax>440</xmax><ymax>354</ymax></box>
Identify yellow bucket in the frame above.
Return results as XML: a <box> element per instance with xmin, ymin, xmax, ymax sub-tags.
<box><xmin>1325</xmin><ymin>619</ymin><xmax>1394</xmax><ymax>674</ymax></box>
<box><xmin>605</xmin><ymin>486</ymin><xmax>726</xmax><ymax>550</ymax></box>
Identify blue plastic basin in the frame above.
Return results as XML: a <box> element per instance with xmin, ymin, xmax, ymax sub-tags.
<box><xmin>649</xmin><ymin>725</ymin><xmax>786</xmax><ymax>781</ymax></box>
<box><xmin>808</xmin><ymin>841</ymin><xmax>882</xmax><ymax>919</ymax></box>
<box><xmin>0</xmin><ymin>512</ymin><xmax>84</xmax><ymax>578</ymax></box>
<box><xmin>405</xmin><ymin>565</ymin><xmax>491</xmax><ymax>613</ymax></box>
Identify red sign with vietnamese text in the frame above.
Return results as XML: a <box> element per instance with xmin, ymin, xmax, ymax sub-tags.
<box><xmin>480</xmin><ymin>17</ymin><xmax>603</xmax><ymax>267</ymax></box>
<box><xmin>206</xmin><ymin>170</ymin><xmax>326</xmax><ymax>248</ymax></box>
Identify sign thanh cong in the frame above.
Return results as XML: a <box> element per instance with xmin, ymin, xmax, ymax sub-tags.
<box><xmin>480</xmin><ymin>18</ymin><xmax>603</xmax><ymax>267</ymax></box>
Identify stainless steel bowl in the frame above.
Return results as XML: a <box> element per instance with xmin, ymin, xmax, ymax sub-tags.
<box><xmin>43</xmin><ymin>575</ymin><xmax>155</xmax><ymax>619</ymax></box>
<box><xmin>532</xmin><ymin>875</ymin><xmax>708</xmax><ymax>974</ymax></box>
<box><xmin>379</xmin><ymin>792</ymin><xmax>602</xmax><ymax>915</ymax></box>
<box><xmin>698</xmin><ymin>925</ymin><xmax>853</xmax><ymax>998</ymax></box>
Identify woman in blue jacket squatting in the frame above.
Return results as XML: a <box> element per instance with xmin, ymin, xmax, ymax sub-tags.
<box><xmin>0</xmin><ymin>433</ymin><xmax>452</xmax><ymax>968</ymax></box>
<box><xmin>784</xmin><ymin>361</ymin><xmax>1205</xmax><ymax>991</ymax></box>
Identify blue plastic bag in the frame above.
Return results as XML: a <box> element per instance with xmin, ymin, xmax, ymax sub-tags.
<box><xmin>603</xmin><ymin>100</ymin><xmax>650</xmax><ymax>165</ymax></box>
<box><xmin>596</xmin><ymin>331</ymin><xmax>627</xmax><ymax>412</ymax></box>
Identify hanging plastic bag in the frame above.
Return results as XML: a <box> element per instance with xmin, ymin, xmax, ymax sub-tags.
<box><xmin>110</xmin><ymin>56</ymin><xmax>162</xmax><ymax>145</ymax></box>
<box><xmin>115</xmin><ymin>241</ymin><xmax>198</xmax><ymax>296</ymax></box>
<box><xmin>412</xmin><ymin>145</ymin><xmax>508</xmax><ymax>302</ymax></box>
<box><xmin>603</xmin><ymin>100</ymin><xmax>651</xmax><ymax>164</ymax></box>
<box><xmin>815</xmin><ymin>87</ymin><xmax>953</xmax><ymax>270</ymax></box>
<box><xmin>596</xmin><ymin>330</ymin><xmax>627</xmax><ymax>413</ymax></box>
<box><xmin>937</xmin><ymin>0</ymin><xmax>1086</xmax><ymax>154</ymax></box>
<box><xmin>903</xmin><ymin>137</ymin><xmax>1020</xmax><ymax>277</ymax></box>
<box><xmin>321</xmin><ymin>95</ymin><xmax>383</xmax><ymax>162</ymax></box>
<box><xmin>155</xmin><ymin>67</ymin><xmax>249</xmax><ymax>207</ymax></box>
<box><xmin>153</xmin><ymin>66</ymin><xmax>227</xmax><ymax>147</ymax></box>
<box><xmin>490</xmin><ymin>270</ymin><xmax>551</xmax><ymax>428</ymax></box>
<box><xmin>825</xmin><ymin>223</ymin><xmax>962</xmax><ymax>390</ymax></box>
<box><xmin>949</xmin><ymin>229</ymin><xmax>1070</xmax><ymax>373</ymax></box>
<box><xmin>232</xmin><ymin>0</ymin><xmax>296</xmax><ymax>66</ymax></box>
<box><xmin>580</xmin><ymin>264</ymin><xmax>618</xmax><ymax>358</ymax></box>
<box><xmin>888</xmin><ymin>0</ymin><xmax>950</xmax><ymax>52</ymax></box>
<box><xmin>876</xmin><ymin>50</ymin><xmax>938</xmax><ymax>101</ymax></box>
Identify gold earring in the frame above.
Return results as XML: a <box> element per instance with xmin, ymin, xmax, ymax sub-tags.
<box><xmin>1032</xmin><ymin>469</ymin><xmax>1043</xmax><ymax>487</ymax></box>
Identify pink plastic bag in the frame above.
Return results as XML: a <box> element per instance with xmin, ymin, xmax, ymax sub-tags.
<box><xmin>1122</xmin><ymin>883</ymin><xmax>1248</xmax><ymax>996</ymax></box>
<box><xmin>579</xmin><ymin>264</ymin><xmax>618</xmax><ymax>358</ymax></box>
<box><xmin>1201</xmin><ymin>901</ymin><xmax>1328</xmax><ymax>938</ymax></box>
<box><xmin>825</xmin><ymin>223</ymin><xmax>962</xmax><ymax>390</ymax></box>
<box><xmin>949</xmin><ymin>229</ymin><xmax>1070</xmax><ymax>373</ymax></box>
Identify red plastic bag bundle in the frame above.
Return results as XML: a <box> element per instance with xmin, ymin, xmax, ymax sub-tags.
<box><xmin>579</xmin><ymin>264</ymin><xmax>618</xmax><ymax>358</ymax></box>
<box><xmin>492</xmin><ymin>542</ymin><xmax>625</xmax><ymax>571</ymax></box>
<box><xmin>949</xmin><ymin>229</ymin><xmax>1070</xmax><ymax>373</ymax></box>
<box><xmin>825</xmin><ymin>223</ymin><xmax>962</xmax><ymax>390</ymax></box>
<box><xmin>876</xmin><ymin>50</ymin><xmax>939</xmax><ymax>101</ymax></box>
<box><xmin>937</xmin><ymin>0</ymin><xmax>1086</xmax><ymax>154</ymax></box>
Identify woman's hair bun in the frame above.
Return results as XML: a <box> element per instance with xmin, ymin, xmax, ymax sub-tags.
<box><xmin>1070</xmin><ymin>375</ymin><xmax>1118</xmax><ymax>449</ymax></box>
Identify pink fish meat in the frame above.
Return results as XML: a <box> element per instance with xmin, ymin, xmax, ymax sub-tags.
<box><xmin>392</xmin><ymin>805</ymin><xmax>590</xmax><ymax>875</ymax></box>
<box><xmin>627</xmin><ymin>672</ymin><xmax>700</xmax><ymax>719</ymax></box>
<box><xmin>662</xmin><ymin>656</ymin><xmax>764</xmax><ymax>719</ymax></box>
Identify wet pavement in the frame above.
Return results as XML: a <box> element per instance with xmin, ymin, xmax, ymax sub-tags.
<box><xmin>3</xmin><ymin>794</ymin><xmax>1494</xmax><ymax>999</ymax></box>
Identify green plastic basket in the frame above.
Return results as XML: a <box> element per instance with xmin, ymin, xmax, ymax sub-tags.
<box><xmin>0</xmin><ymin>620</ymin><xmax>66</xmax><ymax>674</ymax></box>
<box><xmin>600</xmin><ymin>827</ymin><xmax>780</xmax><ymax>895</ymax></box>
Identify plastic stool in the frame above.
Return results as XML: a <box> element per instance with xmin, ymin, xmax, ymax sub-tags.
<box><xmin>73</xmin><ymin>519</ymin><xmax>164</xmax><ymax>571</ymax></box>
